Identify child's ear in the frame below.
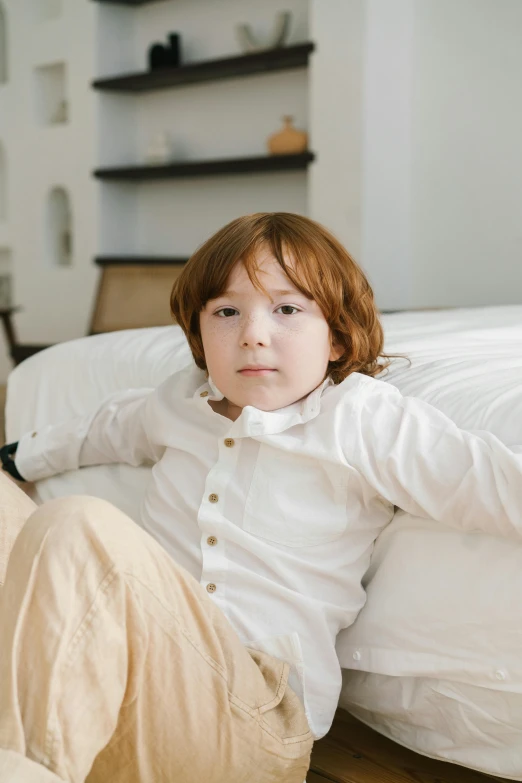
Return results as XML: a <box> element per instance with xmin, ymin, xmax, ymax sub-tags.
<box><xmin>329</xmin><ymin>341</ymin><xmax>344</xmax><ymax>362</ymax></box>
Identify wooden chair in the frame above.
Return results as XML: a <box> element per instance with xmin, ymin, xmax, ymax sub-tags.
<box><xmin>5</xmin><ymin>258</ymin><xmax>186</xmax><ymax>365</ymax></box>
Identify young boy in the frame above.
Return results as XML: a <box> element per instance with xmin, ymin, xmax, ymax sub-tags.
<box><xmin>1</xmin><ymin>212</ymin><xmax>522</xmax><ymax>783</ymax></box>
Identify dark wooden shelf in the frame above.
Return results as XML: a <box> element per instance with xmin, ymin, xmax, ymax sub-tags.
<box><xmin>91</xmin><ymin>0</ymin><xmax>167</xmax><ymax>5</ymax></box>
<box><xmin>95</xmin><ymin>256</ymin><xmax>188</xmax><ymax>266</ymax></box>
<box><xmin>93</xmin><ymin>152</ymin><xmax>314</xmax><ymax>181</ymax></box>
<box><xmin>92</xmin><ymin>43</ymin><xmax>314</xmax><ymax>93</ymax></box>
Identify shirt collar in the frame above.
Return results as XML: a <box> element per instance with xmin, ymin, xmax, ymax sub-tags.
<box><xmin>193</xmin><ymin>373</ymin><xmax>334</xmax><ymax>436</ymax></box>
<box><xmin>207</xmin><ymin>374</ymin><xmax>224</xmax><ymax>400</ymax></box>
<box><xmin>300</xmin><ymin>376</ymin><xmax>334</xmax><ymax>421</ymax></box>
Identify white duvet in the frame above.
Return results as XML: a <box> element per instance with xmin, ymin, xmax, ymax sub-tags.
<box><xmin>6</xmin><ymin>305</ymin><xmax>522</xmax><ymax>779</ymax></box>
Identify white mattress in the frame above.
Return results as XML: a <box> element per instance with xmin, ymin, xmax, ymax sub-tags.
<box><xmin>6</xmin><ymin>305</ymin><xmax>522</xmax><ymax>779</ymax></box>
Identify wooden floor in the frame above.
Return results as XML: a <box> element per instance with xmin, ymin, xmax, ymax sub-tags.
<box><xmin>309</xmin><ymin>710</ymin><xmax>512</xmax><ymax>783</ymax></box>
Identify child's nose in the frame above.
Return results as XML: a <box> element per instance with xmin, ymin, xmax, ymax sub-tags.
<box><xmin>239</xmin><ymin>314</ymin><xmax>271</xmax><ymax>347</ymax></box>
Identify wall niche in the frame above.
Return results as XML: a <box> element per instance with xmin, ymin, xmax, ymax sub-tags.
<box><xmin>36</xmin><ymin>0</ymin><xmax>63</xmax><ymax>23</ymax></box>
<box><xmin>46</xmin><ymin>187</ymin><xmax>73</xmax><ymax>267</ymax></box>
<box><xmin>0</xmin><ymin>2</ymin><xmax>7</xmax><ymax>84</ymax></box>
<box><xmin>34</xmin><ymin>62</ymin><xmax>68</xmax><ymax>125</ymax></box>
<box><xmin>0</xmin><ymin>141</ymin><xmax>6</xmax><ymax>220</ymax></box>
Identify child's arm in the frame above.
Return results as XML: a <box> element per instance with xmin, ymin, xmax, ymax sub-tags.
<box><xmin>11</xmin><ymin>387</ymin><xmax>162</xmax><ymax>484</ymax></box>
<box><xmin>348</xmin><ymin>380</ymin><xmax>522</xmax><ymax>539</ymax></box>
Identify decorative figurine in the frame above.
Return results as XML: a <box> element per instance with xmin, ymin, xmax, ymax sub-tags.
<box><xmin>145</xmin><ymin>131</ymin><xmax>172</xmax><ymax>165</ymax></box>
<box><xmin>167</xmin><ymin>34</ymin><xmax>181</xmax><ymax>66</ymax></box>
<box><xmin>148</xmin><ymin>32</ymin><xmax>182</xmax><ymax>71</ymax></box>
<box><xmin>236</xmin><ymin>11</ymin><xmax>291</xmax><ymax>53</ymax></box>
<box><xmin>267</xmin><ymin>116</ymin><xmax>308</xmax><ymax>155</ymax></box>
<box><xmin>148</xmin><ymin>44</ymin><xmax>169</xmax><ymax>70</ymax></box>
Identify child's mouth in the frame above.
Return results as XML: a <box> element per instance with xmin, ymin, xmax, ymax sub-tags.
<box><xmin>239</xmin><ymin>367</ymin><xmax>276</xmax><ymax>377</ymax></box>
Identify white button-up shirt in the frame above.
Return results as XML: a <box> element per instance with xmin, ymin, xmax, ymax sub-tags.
<box><xmin>15</xmin><ymin>363</ymin><xmax>522</xmax><ymax>738</ymax></box>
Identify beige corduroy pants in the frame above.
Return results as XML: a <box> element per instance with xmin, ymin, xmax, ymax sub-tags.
<box><xmin>0</xmin><ymin>474</ymin><xmax>313</xmax><ymax>783</ymax></box>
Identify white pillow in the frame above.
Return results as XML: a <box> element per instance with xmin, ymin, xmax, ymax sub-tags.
<box><xmin>6</xmin><ymin>325</ymin><xmax>191</xmax><ymax>437</ymax></box>
<box><xmin>381</xmin><ymin>304</ymin><xmax>522</xmax><ymax>445</ymax></box>
<box><xmin>337</xmin><ymin>511</ymin><xmax>522</xmax><ymax>778</ymax></box>
<box><xmin>6</xmin><ymin>326</ymin><xmax>192</xmax><ymax>514</ymax></box>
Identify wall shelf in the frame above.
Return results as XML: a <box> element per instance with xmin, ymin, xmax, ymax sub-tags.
<box><xmin>95</xmin><ymin>256</ymin><xmax>188</xmax><ymax>266</ymax></box>
<box><xmin>92</xmin><ymin>43</ymin><xmax>315</xmax><ymax>93</ymax></box>
<box><xmin>94</xmin><ymin>152</ymin><xmax>314</xmax><ymax>181</ymax></box>
<box><xmin>91</xmin><ymin>0</ymin><xmax>168</xmax><ymax>5</ymax></box>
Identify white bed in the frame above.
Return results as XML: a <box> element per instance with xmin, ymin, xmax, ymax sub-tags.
<box><xmin>337</xmin><ymin>306</ymin><xmax>522</xmax><ymax>779</ymax></box>
<box><xmin>6</xmin><ymin>305</ymin><xmax>522</xmax><ymax>780</ymax></box>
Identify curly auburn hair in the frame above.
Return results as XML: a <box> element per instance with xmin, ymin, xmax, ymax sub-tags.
<box><xmin>170</xmin><ymin>212</ymin><xmax>392</xmax><ymax>384</ymax></box>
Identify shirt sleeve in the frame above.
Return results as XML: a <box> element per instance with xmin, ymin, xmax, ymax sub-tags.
<box><xmin>15</xmin><ymin>388</ymin><xmax>163</xmax><ymax>483</ymax></box>
<box><xmin>348</xmin><ymin>379</ymin><xmax>522</xmax><ymax>539</ymax></box>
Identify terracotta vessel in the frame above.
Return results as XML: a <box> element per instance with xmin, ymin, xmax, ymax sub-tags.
<box><xmin>267</xmin><ymin>116</ymin><xmax>308</xmax><ymax>155</ymax></box>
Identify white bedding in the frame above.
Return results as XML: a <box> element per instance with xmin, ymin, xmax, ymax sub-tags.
<box><xmin>6</xmin><ymin>326</ymin><xmax>193</xmax><ymax>518</ymax></box>
<box><xmin>336</xmin><ymin>306</ymin><xmax>522</xmax><ymax>779</ymax></box>
<box><xmin>6</xmin><ymin>305</ymin><xmax>522</xmax><ymax>779</ymax></box>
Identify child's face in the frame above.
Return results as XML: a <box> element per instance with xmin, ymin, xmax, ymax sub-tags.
<box><xmin>199</xmin><ymin>246</ymin><xmax>342</xmax><ymax>421</ymax></box>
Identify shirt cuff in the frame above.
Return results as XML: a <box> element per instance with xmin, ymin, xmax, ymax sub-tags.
<box><xmin>15</xmin><ymin>414</ymin><xmax>95</xmax><ymax>483</ymax></box>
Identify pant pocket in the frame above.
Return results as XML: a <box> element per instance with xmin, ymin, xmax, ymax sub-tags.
<box><xmin>244</xmin><ymin>636</ymin><xmax>313</xmax><ymax>749</ymax></box>
<box><xmin>246</xmin><ymin>648</ymin><xmax>290</xmax><ymax>714</ymax></box>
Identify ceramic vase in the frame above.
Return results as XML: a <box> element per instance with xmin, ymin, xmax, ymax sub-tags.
<box><xmin>236</xmin><ymin>11</ymin><xmax>291</xmax><ymax>53</ymax></box>
<box><xmin>167</xmin><ymin>33</ymin><xmax>181</xmax><ymax>66</ymax></box>
<box><xmin>148</xmin><ymin>32</ymin><xmax>182</xmax><ymax>70</ymax></box>
<box><xmin>149</xmin><ymin>44</ymin><xmax>168</xmax><ymax>70</ymax></box>
<box><xmin>267</xmin><ymin>116</ymin><xmax>308</xmax><ymax>155</ymax></box>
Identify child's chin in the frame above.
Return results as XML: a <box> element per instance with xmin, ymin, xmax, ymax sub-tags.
<box><xmin>244</xmin><ymin>392</ymin><xmax>297</xmax><ymax>413</ymax></box>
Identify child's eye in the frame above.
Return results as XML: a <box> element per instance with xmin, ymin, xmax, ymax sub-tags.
<box><xmin>215</xmin><ymin>307</ymin><xmax>239</xmax><ymax>317</ymax></box>
<box><xmin>275</xmin><ymin>305</ymin><xmax>300</xmax><ymax>315</ymax></box>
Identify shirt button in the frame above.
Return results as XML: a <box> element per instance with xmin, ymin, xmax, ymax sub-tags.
<box><xmin>207</xmin><ymin>536</ymin><xmax>218</xmax><ymax>546</ymax></box>
<box><xmin>224</xmin><ymin>438</ymin><xmax>235</xmax><ymax>448</ymax></box>
<box><xmin>208</xmin><ymin>493</ymin><xmax>219</xmax><ymax>503</ymax></box>
<box><xmin>206</xmin><ymin>583</ymin><xmax>217</xmax><ymax>593</ymax></box>
<box><xmin>31</xmin><ymin>431</ymin><xmax>37</xmax><ymax>438</ymax></box>
<box><xmin>200</xmin><ymin>391</ymin><xmax>209</xmax><ymax>398</ymax></box>
<box><xmin>495</xmin><ymin>669</ymin><xmax>507</xmax><ymax>681</ymax></box>
<box><xmin>352</xmin><ymin>651</ymin><xmax>361</xmax><ymax>662</ymax></box>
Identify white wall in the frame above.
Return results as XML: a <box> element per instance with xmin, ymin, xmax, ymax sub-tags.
<box><xmin>411</xmin><ymin>0</ymin><xmax>522</xmax><ymax>307</ymax></box>
<box><xmin>359</xmin><ymin>0</ymin><xmax>414</xmax><ymax>309</ymax></box>
<box><xmin>0</xmin><ymin>0</ymin><xmax>98</xmax><ymax>386</ymax></box>
<box><xmin>308</xmin><ymin>0</ymin><xmax>365</xmax><ymax>261</ymax></box>
<box><xmin>359</xmin><ymin>0</ymin><xmax>522</xmax><ymax>310</ymax></box>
